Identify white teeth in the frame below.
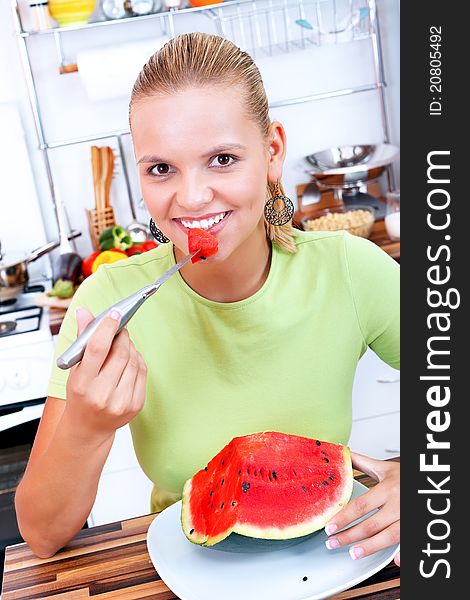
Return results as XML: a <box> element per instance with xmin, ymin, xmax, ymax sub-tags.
<box><xmin>181</xmin><ymin>212</ymin><xmax>226</xmax><ymax>230</ymax></box>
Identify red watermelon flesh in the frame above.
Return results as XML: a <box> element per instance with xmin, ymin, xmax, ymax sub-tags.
<box><xmin>181</xmin><ymin>431</ymin><xmax>353</xmax><ymax>546</ymax></box>
<box><xmin>188</xmin><ymin>228</ymin><xmax>219</xmax><ymax>263</ymax></box>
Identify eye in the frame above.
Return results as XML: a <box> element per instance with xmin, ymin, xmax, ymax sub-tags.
<box><xmin>210</xmin><ymin>154</ymin><xmax>236</xmax><ymax>168</ymax></box>
<box><xmin>148</xmin><ymin>163</ymin><xmax>173</xmax><ymax>176</ymax></box>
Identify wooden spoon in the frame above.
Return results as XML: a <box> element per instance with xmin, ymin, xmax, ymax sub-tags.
<box><xmin>91</xmin><ymin>145</ymin><xmax>102</xmax><ymax>211</ymax></box>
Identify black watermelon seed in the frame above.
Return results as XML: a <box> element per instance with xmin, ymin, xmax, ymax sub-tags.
<box><xmin>232</xmin><ymin>501</ymin><xmax>236</xmax><ymax>506</ymax></box>
<box><xmin>322</xmin><ymin>480</ymin><xmax>328</xmax><ymax>486</ymax></box>
<box><xmin>200</xmin><ymin>256</ymin><xmax>206</xmax><ymax>260</ymax></box>
<box><xmin>222</xmin><ymin>460</ymin><xmax>224</xmax><ymax>466</ymax></box>
<box><xmin>272</xmin><ymin>471</ymin><xmax>277</xmax><ymax>480</ymax></box>
<box><xmin>316</xmin><ymin>440</ymin><xmax>321</xmax><ymax>446</ymax></box>
<box><xmin>221</xmin><ymin>479</ymin><xmax>224</xmax><ymax>486</ymax></box>
<box><xmin>190</xmin><ymin>529</ymin><xmax>194</xmax><ymax>534</ymax></box>
<box><xmin>293</xmin><ymin>470</ymin><xmax>297</xmax><ymax>476</ymax></box>
<box><xmin>247</xmin><ymin>468</ymin><xmax>251</xmax><ymax>475</ymax></box>
<box><xmin>210</xmin><ymin>490</ymin><xmax>213</xmax><ymax>496</ymax></box>
<box><xmin>254</xmin><ymin>470</ymin><xmax>257</xmax><ymax>476</ymax></box>
<box><xmin>324</xmin><ymin>458</ymin><xmax>329</xmax><ymax>463</ymax></box>
<box><xmin>302</xmin><ymin>576</ymin><xmax>308</xmax><ymax>582</ymax></box>
<box><xmin>220</xmin><ymin>502</ymin><xmax>224</xmax><ymax>509</ymax></box>
<box><xmin>302</xmin><ymin>486</ymin><xmax>307</xmax><ymax>492</ymax></box>
<box><xmin>238</xmin><ymin>469</ymin><xmax>242</xmax><ymax>475</ymax></box>
<box><xmin>321</xmin><ymin>451</ymin><xmax>327</xmax><ymax>456</ymax></box>
<box><xmin>242</xmin><ymin>481</ymin><xmax>251</xmax><ymax>493</ymax></box>
<box><xmin>329</xmin><ymin>475</ymin><xmax>334</xmax><ymax>481</ymax></box>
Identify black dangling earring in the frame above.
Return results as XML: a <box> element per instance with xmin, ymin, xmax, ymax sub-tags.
<box><xmin>149</xmin><ymin>218</ymin><xmax>170</xmax><ymax>244</ymax></box>
<box><xmin>264</xmin><ymin>181</ymin><xmax>294</xmax><ymax>226</ymax></box>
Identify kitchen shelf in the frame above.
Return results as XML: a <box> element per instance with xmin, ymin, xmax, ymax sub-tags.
<box><xmin>10</xmin><ymin>0</ymin><xmax>394</xmax><ymax>237</ymax></box>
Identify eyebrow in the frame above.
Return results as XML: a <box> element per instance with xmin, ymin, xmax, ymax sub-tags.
<box><xmin>136</xmin><ymin>143</ymin><xmax>247</xmax><ymax>165</ymax></box>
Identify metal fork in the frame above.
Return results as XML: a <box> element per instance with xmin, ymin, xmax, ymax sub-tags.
<box><xmin>56</xmin><ymin>250</ymin><xmax>198</xmax><ymax>370</ymax></box>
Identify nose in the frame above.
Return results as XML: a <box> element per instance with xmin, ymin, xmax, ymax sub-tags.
<box><xmin>175</xmin><ymin>171</ymin><xmax>214</xmax><ymax>213</ymax></box>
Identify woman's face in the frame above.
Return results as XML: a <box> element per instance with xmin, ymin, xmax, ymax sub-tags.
<box><xmin>131</xmin><ymin>85</ymin><xmax>284</xmax><ymax>263</ymax></box>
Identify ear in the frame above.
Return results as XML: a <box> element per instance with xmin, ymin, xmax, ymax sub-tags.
<box><xmin>267</xmin><ymin>121</ymin><xmax>287</xmax><ymax>183</ymax></box>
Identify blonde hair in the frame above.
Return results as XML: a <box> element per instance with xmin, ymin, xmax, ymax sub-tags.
<box><xmin>129</xmin><ymin>32</ymin><xmax>297</xmax><ymax>254</ymax></box>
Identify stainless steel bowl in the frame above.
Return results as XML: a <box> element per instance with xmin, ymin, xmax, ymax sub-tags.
<box><xmin>305</xmin><ymin>144</ymin><xmax>399</xmax><ymax>175</ymax></box>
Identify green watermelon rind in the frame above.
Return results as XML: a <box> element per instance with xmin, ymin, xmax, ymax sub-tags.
<box><xmin>181</xmin><ymin>444</ymin><xmax>353</xmax><ymax>548</ymax></box>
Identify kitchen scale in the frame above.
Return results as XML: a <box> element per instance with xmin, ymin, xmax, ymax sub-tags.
<box><xmin>305</xmin><ymin>144</ymin><xmax>399</xmax><ymax>219</ymax></box>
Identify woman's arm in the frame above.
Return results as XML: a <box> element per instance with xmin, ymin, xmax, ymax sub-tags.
<box><xmin>15</xmin><ymin>396</ymin><xmax>115</xmax><ymax>558</ymax></box>
<box><xmin>15</xmin><ymin>308</ymin><xmax>147</xmax><ymax>558</ymax></box>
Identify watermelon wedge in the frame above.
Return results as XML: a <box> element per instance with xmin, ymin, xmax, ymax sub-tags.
<box><xmin>188</xmin><ymin>228</ymin><xmax>218</xmax><ymax>264</ymax></box>
<box><xmin>181</xmin><ymin>431</ymin><xmax>353</xmax><ymax>547</ymax></box>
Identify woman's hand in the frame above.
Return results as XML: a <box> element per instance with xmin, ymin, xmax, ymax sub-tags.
<box><xmin>63</xmin><ymin>307</ymin><xmax>147</xmax><ymax>442</ymax></box>
<box><xmin>324</xmin><ymin>452</ymin><xmax>400</xmax><ymax>567</ymax></box>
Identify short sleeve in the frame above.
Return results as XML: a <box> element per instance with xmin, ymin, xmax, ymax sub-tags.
<box><xmin>47</xmin><ymin>267</ymin><xmax>113</xmax><ymax>399</ymax></box>
<box><xmin>343</xmin><ymin>232</ymin><xmax>400</xmax><ymax>369</ymax></box>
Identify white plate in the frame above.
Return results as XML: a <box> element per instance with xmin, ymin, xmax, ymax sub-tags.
<box><xmin>146</xmin><ymin>480</ymin><xmax>399</xmax><ymax>600</ymax></box>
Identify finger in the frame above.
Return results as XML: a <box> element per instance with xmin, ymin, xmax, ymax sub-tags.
<box><xmin>129</xmin><ymin>354</ymin><xmax>147</xmax><ymax>414</ymax></box>
<box><xmin>325</xmin><ymin>486</ymin><xmax>386</xmax><ymax>536</ymax></box>
<box><xmin>326</xmin><ymin>507</ymin><xmax>397</xmax><ymax>550</ymax></box>
<box><xmin>112</xmin><ymin>345</ymin><xmax>141</xmax><ymax>411</ymax></box>
<box><xmin>76</xmin><ymin>309</ymin><xmax>123</xmax><ymax>379</ymax></box>
<box><xmin>394</xmin><ymin>550</ymin><xmax>400</xmax><ymax>567</ymax></box>
<box><xmin>350</xmin><ymin>452</ymin><xmax>382</xmax><ymax>481</ymax></box>
<box><xmin>347</xmin><ymin>521</ymin><xmax>400</xmax><ymax>561</ymax></box>
<box><xmin>99</xmin><ymin>327</ymin><xmax>131</xmax><ymax>384</ymax></box>
<box><xmin>76</xmin><ymin>307</ymin><xmax>94</xmax><ymax>336</ymax></box>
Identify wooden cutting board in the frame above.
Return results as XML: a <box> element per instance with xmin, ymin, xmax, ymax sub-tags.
<box><xmin>34</xmin><ymin>291</ymin><xmax>73</xmax><ymax>310</ymax></box>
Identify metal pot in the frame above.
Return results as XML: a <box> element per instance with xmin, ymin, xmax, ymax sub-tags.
<box><xmin>0</xmin><ymin>232</ymin><xmax>81</xmax><ymax>300</ymax></box>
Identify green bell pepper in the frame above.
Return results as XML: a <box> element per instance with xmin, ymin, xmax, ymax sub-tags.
<box><xmin>99</xmin><ymin>225</ymin><xmax>133</xmax><ymax>251</ymax></box>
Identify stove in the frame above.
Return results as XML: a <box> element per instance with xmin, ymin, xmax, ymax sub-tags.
<box><xmin>0</xmin><ymin>283</ymin><xmax>55</xmax><ymax>410</ymax></box>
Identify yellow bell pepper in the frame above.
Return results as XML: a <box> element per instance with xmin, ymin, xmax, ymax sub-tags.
<box><xmin>91</xmin><ymin>250</ymin><xmax>127</xmax><ymax>273</ymax></box>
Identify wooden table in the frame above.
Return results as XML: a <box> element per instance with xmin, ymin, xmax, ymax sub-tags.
<box><xmin>1</xmin><ymin>463</ymin><xmax>400</xmax><ymax>600</ymax></box>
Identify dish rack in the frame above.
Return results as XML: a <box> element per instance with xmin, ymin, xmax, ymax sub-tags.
<box><xmin>9</xmin><ymin>0</ymin><xmax>394</xmax><ymax>233</ymax></box>
<box><xmin>206</xmin><ymin>0</ymin><xmax>371</xmax><ymax>58</ymax></box>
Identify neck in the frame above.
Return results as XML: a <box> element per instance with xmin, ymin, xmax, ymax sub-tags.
<box><xmin>174</xmin><ymin>220</ymin><xmax>272</xmax><ymax>303</ymax></box>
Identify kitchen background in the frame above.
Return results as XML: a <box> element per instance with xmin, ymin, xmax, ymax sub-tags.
<box><xmin>0</xmin><ymin>0</ymin><xmax>400</xmax><ymax>573</ymax></box>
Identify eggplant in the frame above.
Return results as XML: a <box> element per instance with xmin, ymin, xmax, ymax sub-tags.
<box><xmin>53</xmin><ymin>197</ymin><xmax>83</xmax><ymax>286</ymax></box>
<box><xmin>53</xmin><ymin>253</ymin><xmax>82</xmax><ymax>286</ymax></box>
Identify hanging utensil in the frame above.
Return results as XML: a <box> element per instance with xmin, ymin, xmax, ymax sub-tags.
<box><xmin>53</xmin><ymin>195</ymin><xmax>83</xmax><ymax>285</ymax></box>
<box><xmin>117</xmin><ymin>135</ymin><xmax>149</xmax><ymax>243</ymax></box>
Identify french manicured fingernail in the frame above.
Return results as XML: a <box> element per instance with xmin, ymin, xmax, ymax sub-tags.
<box><xmin>325</xmin><ymin>537</ymin><xmax>340</xmax><ymax>550</ymax></box>
<box><xmin>325</xmin><ymin>523</ymin><xmax>338</xmax><ymax>536</ymax></box>
<box><xmin>349</xmin><ymin>546</ymin><xmax>365</xmax><ymax>560</ymax></box>
<box><xmin>110</xmin><ymin>309</ymin><xmax>121</xmax><ymax>321</ymax></box>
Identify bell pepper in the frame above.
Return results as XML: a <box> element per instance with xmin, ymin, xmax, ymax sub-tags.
<box><xmin>99</xmin><ymin>225</ymin><xmax>133</xmax><ymax>251</ymax></box>
<box><xmin>141</xmin><ymin>240</ymin><xmax>158</xmax><ymax>251</ymax></box>
<box><xmin>91</xmin><ymin>249</ymin><xmax>128</xmax><ymax>273</ymax></box>
<box><xmin>126</xmin><ymin>244</ymin><xmax>145</xmax><ymax>256</ymax></box>
<box><xmin>47</xmin><ymin>279</ymin><xmax>75</xmax><ymax>299</ymax></box>
<box><xmin>82</xmin><ymin>251</ymin><xmax>102</xmax><ymax>278</ymax></box>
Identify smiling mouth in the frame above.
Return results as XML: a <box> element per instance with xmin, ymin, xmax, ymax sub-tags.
<box><xmin>174</xmin><ymin>211</ymin><xmax>231</xmax><ymax>231</ymax></box>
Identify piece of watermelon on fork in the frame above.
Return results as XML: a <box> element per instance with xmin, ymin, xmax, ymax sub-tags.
<box><xmin>188</xmin><ymin>228</ymin><xmax>219</xmax><ymax>263</ymax></box>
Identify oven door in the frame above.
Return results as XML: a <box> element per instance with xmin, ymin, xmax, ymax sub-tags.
<box><xmin>0</xmin><ymin>400</ymin><xmax>45</xmax><ymax>433</ymax></box>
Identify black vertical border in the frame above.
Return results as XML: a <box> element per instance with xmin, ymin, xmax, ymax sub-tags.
<box><xmin>401</xmin><ymin>0</ymin><xmax>464</xmax><ymax>597</ymax></box>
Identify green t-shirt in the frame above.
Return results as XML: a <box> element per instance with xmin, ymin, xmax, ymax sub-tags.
<box><xmin>48</xmin><ymin>230</ymin><xmax>399</xmax><ymax>512</ymax></box>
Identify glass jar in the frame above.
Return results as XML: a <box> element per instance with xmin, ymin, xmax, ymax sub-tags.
<box><xmin>385</xmin><ymin>190</ymin><xmax>400</xmax><ymax>241</ymax></box>
<box><xmin>28</xmin><ymin>1</ymin><xmax>52</xmax><ymax>31</ymax></box>
<box><xmin>101</xmin><ymin>0</ymin><xmax>127</xmax><ymax>19</ymax></box>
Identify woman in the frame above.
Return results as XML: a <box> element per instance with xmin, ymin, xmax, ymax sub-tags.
<box><xmin>15</xmin><ymin>32</ymin><xmax>400</xmax><ymax>565</ymax></box>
